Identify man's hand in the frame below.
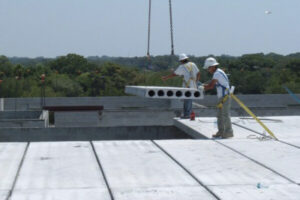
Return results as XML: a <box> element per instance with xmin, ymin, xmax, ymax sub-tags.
<box><xmin>198</xmin><ymin>85</ymin><xmax>205</xmax><ymax>91</ymax></box>
<box><xmin>162</xmin><ymin>73</ymin><xmax>176</xmax><ymax>81</ymax></box>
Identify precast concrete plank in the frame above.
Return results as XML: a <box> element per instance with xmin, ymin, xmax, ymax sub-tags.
<box><xmin>174</xmin><ymin>118</ymin><xmax>217</xmax><ymax>139</ymax></box>
<box><xmin>0</xmin><ymin>143</ymin><xmax>27</xmax><ymax>190</ymax></box>
<box><xmin>11</xmin><ymin>188</ymin><xmax>110</xmax><ymax>200</ymax></box>
<box><xmin>156</xmin><ymin>140</ymin><xmax>289</xmax><ymax>185</ymax></box>
<box><xmin>0</xmin><ymin>190</ymin><xmax>9</xmax><ymax>200</ymax></box>
<box><xmin>125</xmin><ymin>86</ymin><xmax>204</xmax><ymax>99</ymax></box>
<box><xmin>114</xmin><ymin>186</ymin><xmax>216</xmax><ymax>200</ymax></box>
<box><xmin>93</xmin><ymin>141</ymin><xmax>202</xmax><ymax>189</ymax></box>
<box><xmin>233</xmin><ymin>116</ymin><xmax>300</xmax><ymax>139</ymax></box>
<box><xmin>282</xmin><ymin>138</ymin><xmax>300</xmax><ymax>147</ymax></box>
<box><xmin>14</xmin><ymin>142</ymin><xmax>108</xmax><ymax>191</ymax></box>
<box><xmin>174</xmin><ymin>117</ymin><xmax>257</xmax><ymax>139</ymax></box>
<box><xmin>220</xmin><ymin>139</ymin><xmax>300</xmax><ymax>183</ymax></box>
<box><xmin>209</xmin><ymin>184</ymin><xmax>300</xmax><ymax>200</ymax></box>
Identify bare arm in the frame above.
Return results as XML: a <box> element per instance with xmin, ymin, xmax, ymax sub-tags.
<box><xmin>196</xmin><ymin>72</ymin><xmax>201</xmax><ymax>82</ymax></box>
<box><xmin>162</xmin><ymin>72</ymin><xmax>177</xmax><ymax>81</ymax></box>
<box><xmin>204</xmin><ymin>79</ymin><xmax>218</xmax><ymax>90</ymax></box>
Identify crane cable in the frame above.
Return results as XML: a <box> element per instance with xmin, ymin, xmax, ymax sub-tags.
<box><xmin>169</xmin><ymin>0</ymin><xmax>174</xmax><ymax>55</ymax></box>
<box><xmin>147</xmin><ymin>0</ymin><xmax>151</xmax><ymax>57</ymax></box>
<box><xmin>147</xmin><ymin>0</ymin><xmax>175</xmax><ymax>56</ymax></box>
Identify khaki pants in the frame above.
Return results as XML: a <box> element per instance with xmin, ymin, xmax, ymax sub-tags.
<box><xmin>217</xmin><ymin>97</ymin><xmax>233</xmax><ymax>137</ymax></box>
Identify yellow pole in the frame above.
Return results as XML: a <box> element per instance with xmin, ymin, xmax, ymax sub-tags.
<box><xmin>230</xmin><ymin>94</ymin><xmax>278</xmax><ymax>140</ymax></box>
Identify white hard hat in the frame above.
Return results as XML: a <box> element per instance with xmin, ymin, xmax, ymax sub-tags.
<box><xmin>178</xmin><ymin>53</ymin><xmax>189</xmax><ymax>61</ymax></box>
<box><xmin>203</xmin><ymin>57</ymin><xmax>219</xmax><ymax>69</ymax></box>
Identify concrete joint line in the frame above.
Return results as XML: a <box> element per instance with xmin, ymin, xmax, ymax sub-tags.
<box><xmin>214</xmin><ymin>140</ymin><xmax>297</xmax><ymax>184</ymax></box>
<box><xmin>90</xmin><ymin>141</ymin><xmax>115</xmax><ymax>200</ymax></box>
<box><xmin>233</xmin><ymin>123</ymin><xmax>300</xmax><ymax>149</ymax></box>
<box><xmin>151</xmin><ymin>140</ymin><xmax>221</xmax><ymax>200</ymax></box>
<box><xmin>6</xmin><ymin>142</ymin><xmax>30</xmax><ymax>200</ymax></box>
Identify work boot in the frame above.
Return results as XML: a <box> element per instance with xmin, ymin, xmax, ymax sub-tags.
<box><xmin>180</xmin><ymin>115</ymin><xmax>190</xmax><ymax>119</ymax></box>
<box><xmin>222</xmin><ymin>133</ymin><xmax>234</xmax><ymax>139</ymax></box>
<box><xmin>212</xmin><ymin>132</ymin><xmax>222</xmax><ymax>138</ymax></box>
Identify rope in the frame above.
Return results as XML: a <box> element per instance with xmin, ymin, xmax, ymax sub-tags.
<box><xmin>147</xmin><ymin>0</ymin><xmax>151</xmax><ymax>57</ymax></box>
<box><xmin>246</xmin><ymin>131</ymin><xmax>273</xmax><ymax>141</ymax></box>
<box><xmin>169</xmin><ymin>0</ymin><xmax>174</xmax><ymax>55</ymax></box>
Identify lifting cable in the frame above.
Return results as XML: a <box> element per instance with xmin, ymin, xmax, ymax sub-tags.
<box><xmin>147</xmin><ymin>0</ymin><xmax>152</xmax><ymax>57</ymax></box>
<box><xmin>146</xmin><ymin>0</ymin><xmax>175</xmax><ymax>57</ymax></box>
<box><xmin>169</xmin><ymin>0</ymin><xmax>175</xmax><ymax>55</ymax></box>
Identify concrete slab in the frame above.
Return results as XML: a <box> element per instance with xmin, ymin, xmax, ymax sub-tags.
<box><xmin>55</xmin><ymin>111</ymin><xmax>101</xmax><ymax>127</ymax></box>
<box><xmin>0</xmin><ymin>143</ymin><xmax>27</xmax><ymax>190</ymax></box>
<box><xmin>174</xmin><ymin>117</ymin><xmax>259</xmax><ymax>139</ymax></box>
<box><xmin>282</xmin><ymin>138</ymin><xmax>300</xmax><ymax>147</ymax></box>
<box><xmin>114</xmin><ymin>186</ymin><xmax>216</xmax><ymax>200</ymax></box>
<box><xmin>233</xmin><ymin>116</ymin><xmax>300</xmax><ymax>139</ymax></box>
<box><xmin>93</xmin><ymin>141</ymin><xmax>217</xmax><ymax>199</ymax></box>
<box><xmin>174</xmin><ymin>118</ymin><xmax>217</xmax><ymax>139</ymax></box>
<box><xmin>10</xmin><ymin>188</ymin><xmax>110</xmax><ymax>200</ymax></box>
<box><xmin>0</xmin><ymin>119</ymin><xmax>45</xmax><ymax>128</ymax></box>
<box><xmin>156</xmin><ymin>140</ymin><xmax>289</xmax><ymax>185</ymax></box>
<box><xmin>209</xmin><ymin>184</ymin><xmax>300</xmax><ymax>200</ymax></box>
<box><xmin>220</xmin><ymin>139</ymin><xmax>300</xmax><ymax>183</ymax></box>
<box><xmin>92</xmin><ymin>141</ymin><xmax>201</xmax><ymax>188</ymax></box>
<box><xmin>14</xmin><ymin>142</ymin><xmax>108</xmax><ymax>191</ymax></box>
<box><xmin>0</xmin><ymin>190</ymin><xmax>8</xmax><ymax>200</ymax></box>
<box><xmin>175</xmin><ymin>116</ymin><xmax>300</xmax><ymax>145</ymax></box>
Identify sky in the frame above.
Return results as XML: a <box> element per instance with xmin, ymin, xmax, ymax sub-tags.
<box><xmin>0</xmin><ymin>0</ymin><xmax>299</xmax><ymax>58</ymax></box>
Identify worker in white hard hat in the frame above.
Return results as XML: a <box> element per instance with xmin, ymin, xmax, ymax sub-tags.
<box><xmin>202</xmin><ymin>57</ymin><xmax>233</xmax><ymax>139</ymax></box>
<box><xmin>162</xmin><ymin>53</ymin><xmax>200</xmax><ymax>118</ymax></box>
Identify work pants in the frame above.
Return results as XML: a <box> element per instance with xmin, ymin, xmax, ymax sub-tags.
<box><xmin>217</xmin><ymin>97</ymin><xmax>233</xmax><ymax>136</ymax></box>
<box><xmin>183</xmin><ymin>99</ymin><xmax>192</xmax><ymax>117</ymax></box>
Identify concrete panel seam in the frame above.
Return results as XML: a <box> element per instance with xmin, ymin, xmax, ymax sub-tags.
<box><xmin>151</xmin><ymin>140</ymin><xmax>221</xmax><ymax>200</ymax></box>
<box><xmin>233</xmin><ymin>123</ymin><xmax>300</xmax><ymax>149</ymax></box>
<box><xmin>90</xmin><ymin>141</ymin><xmax>114</xmax><ymax>200</ymax></box>
<box><xmin>214</xmin><ymin>140</ymin><xmax>297</xmax><ymax>184</ymax></box>
<box><xmin>6</xmin><ymin>142</ymin><xmax>30</xmax><ymax>200</ymax></box>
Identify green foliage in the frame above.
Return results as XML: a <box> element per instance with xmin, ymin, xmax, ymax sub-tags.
<box><xmin>0</xmin><ymin>52</ymin><xmax>299</xmax><ymax>97</ymax></box>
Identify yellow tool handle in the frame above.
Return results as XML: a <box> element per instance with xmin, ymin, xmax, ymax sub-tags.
<box><xmin>217</xmin><ymin>95</ymin><xmax>229</xmax><ymax>109</ymax></box>
<box><xmin>230</xmin><ymin>94</ymin><xmax>278</xmax><ymax>140</ymax></box>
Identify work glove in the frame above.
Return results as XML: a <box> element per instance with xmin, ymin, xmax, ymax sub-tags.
<box><xmin>198</xmin><ymin>85</ymin><xmax>204</xmax><ymax>91</ymax></box>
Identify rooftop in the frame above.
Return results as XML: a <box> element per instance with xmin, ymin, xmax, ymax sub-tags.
<box><xmin>0</xmin><ymin>95</ymin><xmax>299</xmax><ymax>199</ymax></box>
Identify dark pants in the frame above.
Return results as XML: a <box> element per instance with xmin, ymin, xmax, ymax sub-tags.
<box><xmin>183</xmin><ymin>99</ymin><xmax>192</xmax><ymax>117</ymax></box>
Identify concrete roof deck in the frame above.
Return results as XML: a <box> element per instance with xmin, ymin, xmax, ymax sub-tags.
<box><xmin>0</xmin><ymin>116</ymin><xmax>300</xmax><ymax>199</ymax></box>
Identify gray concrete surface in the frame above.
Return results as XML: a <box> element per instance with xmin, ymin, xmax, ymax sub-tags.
<box><xmin>171</xmin><ymin>94</ymin><xmax>300</xmax><ymax>109</ymax></box>
<box><xmin>3</xmin><ymin>96</ymin><xmax>170</xmax><ymax>111</ymax></box>
<box><xmin>0</xmin><ymin>111</ymin><xmax>41</xmax><ymax>120</ymax></box>
<box><xmin>0</xmin><ymin>119</ymin><xmax>45</xmax><ymax>128</ymax></box>
<box><xmin>2</xmin><ymin>139</ymin><xmax>300</xmax><ymax>200</ymax></box>
<box><xmin>3</xmin><ymin>94</ymin><xmax>300</xmax><ymax>111</ymax></box>
<box><xmin>54</xmin><ymin>111</ymin><xmax>101</xmax><ymax>127</ymax></box>
<box><xmin>0</xmin><ymin>111</ymin><xmax>46</xmax><ymax>128</ymax></box>
<box><xmin>0</xmin><ymin>126</ymin><xmax>190</xmax><ymax>142</ymax></box>
<box><xmin>99</xmin><ymin>109</ymin><xmax>176</xmax><ymax>127</ymax></box>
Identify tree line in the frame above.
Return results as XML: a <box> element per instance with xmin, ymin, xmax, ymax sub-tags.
<box><xmin>0</xmin><ymin>52</ymin><xmax>299</xmax><ymax>97</ymax></box>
